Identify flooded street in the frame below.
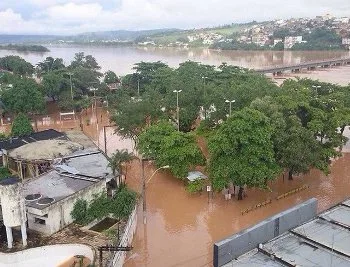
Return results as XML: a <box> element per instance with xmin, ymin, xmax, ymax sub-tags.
<box><xmin>1</xmin><ymin>46</ymin><xmax>350</xmax><ymax>266</ymax></box>
<box><xmin>122</xmin><ymin>152</ymin><xmax>350</xmax><ymax>267</ymax></box>
<box><xmin>1</xmin><ymin>102</ymin><xmax>350</xmax><ymax>266</ymax></box>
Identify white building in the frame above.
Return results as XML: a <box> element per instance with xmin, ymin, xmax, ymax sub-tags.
<box><xmin>23</xmin><ymin>151</ymin><xmax>114</xmax><ymax>235</ymax></box>
<box><xmin>252</xmin><ymin>34</ymin><xmax>269</xmax><ymax>46</ymax></box>
<box><xmin>284</xmin><ymin>36</ymin><xmax>303</xmax><ymax>49</ymax></box>
<box><xmin>274</xmin><ymin>38</ymin><xmax>283</xmax><ymax>46</ymax></box>
<box><xmin>342</xmin><ymin>38</ymin><xmax>350</xmax><ymax>45</ymax></box>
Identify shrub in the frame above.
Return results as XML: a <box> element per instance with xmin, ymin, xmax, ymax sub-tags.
<box><xmin>71</xmin><ymin>199</ymin><xmax>88</xmax><ymax>225</ymax></box>
<box><xmin>0</xmin><ymin>167</ymin><xmax>11</xmax><ymax>181</ymax></box>
<box><xmin>71</xmin><ymin>186</ymin><xmax>138</xmax><ymax>225</ymax></box>
<box><xmin>186</xmin><ymin>179</ymin><xmax>205</xmax><ymax>194</ymax></box>
<box><xmin>11</xmin><ymin>113</ymin><xmax>33</xmax><ymax>137</ymax></box>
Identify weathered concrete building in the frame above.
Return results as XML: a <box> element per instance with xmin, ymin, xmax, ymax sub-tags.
<box><xmin>0</xmin><ymin>129</ymin><xmax>71</xmax><ymax>179</ymax></box>
<box><xmin>23</xmin><ymin>151</ymin><xmax>113</xmax><ymax>235</ymax></box>
<box><xmin>0</xmin><ymin>177</ymin><xmax>27</xmax><ymax>248</ymax></box>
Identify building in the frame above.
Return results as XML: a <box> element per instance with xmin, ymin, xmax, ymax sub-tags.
<box><xmin>216</xmin><ymin>198</ymin><xmax>350</xmax><ymax>267</ymax></box>
<box><xmin>0</xmin><ymin>177</ymin><xmax>27</xmax><ymax>248</ymax></box>
<box><xmin>0</xmin><ymin>129</ymin><xmax>68</xmax><ymax>177</ymax></box>
<box><xmin>284</xmin><ymin>36</ymin><xmax>303</xmax><ymax>49</ymax></box>
<box><xmin>252</xmin><ymin>34</ymin><xmax>269</xmax><ymax>46</ymax></box>
<box><xmin>23</xmin><ymin>151</ymin><xmax>114</xmax><ymax>235</ymax></box>
<box><xmin>273</xmin><ymin>38</ymin><xmax>283</xmax><ymax>46</ymax></box>
<box><xmin>342</xmin><ymin>38</ymin><xmax>350</xmax><ymax>46</ymax></box>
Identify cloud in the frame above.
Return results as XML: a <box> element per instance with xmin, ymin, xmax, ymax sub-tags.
<box><xmin>0</xmin><ymin>0</ymin><xmax>350</xmax><ymax>34</ymax></box>
<box><xmin>44</xmin><ymin>3</ymin><xmax>103</xmax><ymax>23</ymax></box>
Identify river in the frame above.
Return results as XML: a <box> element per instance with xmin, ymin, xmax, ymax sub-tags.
<box><xmin>1</xmin><ymin>45</ymin><xmax>350</xmax><ymax>84</ymax></box>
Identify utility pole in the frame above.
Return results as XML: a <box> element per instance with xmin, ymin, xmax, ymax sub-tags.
<box><xmin>225</xmin><ymin>99</ymin><xmax>236</xmax><ymax>116</ymax></box>
<box><xmin>173</xmin><ymin>90</ymin><xmax>182</xmax><ymax>131</ymax></box>
<box><xmin>67</xmin><ymin>72</ymin><xmax>74</xmax><ymax>100</ymax></box>
<box><xmin>137</xmin><ymin>78</ymin><xmax>140</xmax><ymax>96</ymax></box>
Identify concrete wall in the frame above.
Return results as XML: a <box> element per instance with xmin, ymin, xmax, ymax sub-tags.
<box><xmin>213</xmin><ymin>198</ymin><xmax>317</xmax><ymax>267</ymax></box>
<box><xmin>0</xmin><ymin>244</ymin><xmax>94</xmax><ymax>266</ymax></box>
<box><xmin>27</xmin><ymin>180</ymin><xmax>106</xmax><ymax>235</ymax></box>
<box><xmin>109</xmin><ymin>206</ymin><xmax>138</xmax><ymax>267</ymax></box>
<box><xmin>0</xmin><ymin>182</ymin><xmax>26</xmax><ymax>227</ymax></box>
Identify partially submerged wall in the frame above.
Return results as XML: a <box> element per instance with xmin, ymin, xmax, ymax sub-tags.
<box><xmin>108</xmin><ymin>206</ymin><xmax>138</xmax><ymax>267</ymax></box>
<box><xmin>213</xmin><ymin>198</ymin><xmax>318</xmax><ymax>267</ymax></box>
<box><xmin>27</xmin><ymin>180</ymin><xmax>106</xmax><ymax>235</ymax></box>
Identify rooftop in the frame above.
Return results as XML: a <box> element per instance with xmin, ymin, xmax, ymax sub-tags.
<box><xmin>23</xmin><ymin>170</ymin><xmax>95</xmax><ymax>210</ymax></box>
<box><xmin>0</xmin><ymin>129</ymin><xmax>66</xmax><ymax>151</ymax></box>
<box><xmin>227</xmin><ymin>199</ymin><xmax>350</xmax><ymax>267</ymax></box>
<box><xmin>23</xmin><ymin>151</ymin><xmax>113</xmax><ymax>210</ymax></box>
<box><xmin>9</xmin><ymin>139</ymin><xmax>83</xmax><ymax>161</ymax></box>
<box><xmin>63</xmin><ymin>151</ymin><xmax>114</xmax><ymax>179</ymax></box>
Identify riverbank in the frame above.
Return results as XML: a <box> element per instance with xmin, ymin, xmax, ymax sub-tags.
<box><xmin>270</xmin><ymin>64</ymin><xmax>350</xmax><ymax>86</ymax></box>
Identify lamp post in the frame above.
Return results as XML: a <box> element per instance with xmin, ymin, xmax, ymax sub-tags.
<box><xmin>67</xmin><ymin>72</ymin><xmax>74</xmax><ymax>100</ymax></box>
<box><xmin>225</xmin><ymin>99</ymin><xmax>236</xmax><ymax>116</ymax></box>
<box><xmin>89</xmin><ymin>87</ymin><xmax>99</xmax><ymax>148</ymax></box>
<box><xmin>142</xmin><ymin>160</ymin><xmax>170</xmax><ymax>224</ymax></box>
<box><xmin>173</xmin><ymin>90</ymin><xmax>182</xmax><ymax>131</ymax></box>
<box><xmin>137</xmin><ymin>78</ymin><xmax>140</xmax><ymax>96</ymax></box>
<box><xmin>202</xmin><ymin>76</ymin><xmax>208</xmax><ymax>119</ymax></box>
<box><xmin>312</xmin><ymin>85</ymin><xmax>321</xmax><ymax>95</ymax></box>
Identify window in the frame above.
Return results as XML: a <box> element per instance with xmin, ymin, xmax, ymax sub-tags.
<box><xmin>34</xmin><ymin>217</ymin><xmax>46</xmax><ymax>225</ymax></box>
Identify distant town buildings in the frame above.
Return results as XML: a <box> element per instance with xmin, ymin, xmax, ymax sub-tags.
<box><xmin>284</xmin><ymin>36</ymin><xmax>304</xmax><ymax>49</ymax></box>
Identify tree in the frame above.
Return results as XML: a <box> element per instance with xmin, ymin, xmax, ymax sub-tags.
<box><xmin>36</xmin><ymin>57</ymin><xmax>65</xmax><ymax>76</ymax></box>
<box><xmin>111</xmin><ymin>92</ymin><xmax>165</xmax><ymax>143</ymax></box>
<box><xmin>42</xmin><ymin>72</ymin><xmax>69</xmax><ymax>101</ymax></box>
<box><xmin>1</xmin><ymin>78</ymin><xmax>45</xmax><ymax>114</ymax></box>
<box><xmin>138</xmin><ymin>121</ymin><xmax>205</xmax><ymax>179</ymax></box>
<box><xmin>254</xmin><ymin>79</ymin><xmax>345</xmax><ymax>180</ymax></box>
<box><xmin>0</xmin><ymin>56</ymin><xmax>34</xmax><ymax>76</ymax></box>
<box><xmin>108</xmin><ymin>149</ymin><xmax>134</xmax><ymax>185</ymax></box>
<box><xmin>11</xmin><ymin>113</ymin><xmax>33</xmax><ymax>136</ymax></box>
<box><xmin>104</xmin><ymin>71</ymin><xmax>119</xmax><ymax>84</ymax></box>
<box><xmin>208</xmin><ymin>108</ymin><xmax>280</xmax><ymax>200</ymax></box>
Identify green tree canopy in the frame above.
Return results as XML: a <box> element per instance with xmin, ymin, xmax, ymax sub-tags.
<box><xmin>1</xmin><ymin>78</ymin><xmax>45</xmax><ymax>114</ymax></box>
<box><xmin>104</xmin><ymin>70</ymin><xmax>119</xmax><ymax>84</ymax></box>
<box><xmin>11</xmin><ymin>113</ymin><xmax>33</xmax><ymax>136</ymax></box>
<box><xmin>42</xmin><ymin>71</ymin><xmax>69</xmax><ymax>101</ymax></box>
<box><xmin>208</xmin><ymin>108</ymin><xmax>280</xmax><ymax>199</ymax></box>
<box><xmin>0</xmin><ymin>56</ymin><xmax>34</xmax><ymax>76</ymax></box>
<box><xmin>138</xmin><ymin>121</ymin><xmax>205</xmax><ymax>179</ymax></box>
<box><xmin>36</xmin><ymin>57</ymin><xmax>65</xmax><ymax>76</ymax></box>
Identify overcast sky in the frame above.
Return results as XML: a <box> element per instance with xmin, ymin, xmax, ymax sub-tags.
<box><xmin>1</xmin><ymin>0</ymin><xmax>350</xmax><ymax>35</ymax></box>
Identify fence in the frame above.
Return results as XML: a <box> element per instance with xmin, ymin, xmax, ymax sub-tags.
<box><xmin>108</xmin><ymin>206</ymin><xmax>138</xmax><ymax>267</ymax></box>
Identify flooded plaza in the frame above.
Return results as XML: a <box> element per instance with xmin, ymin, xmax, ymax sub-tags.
<box><xmin>1</xmin><ymin>47</ymin><xmax>350</xmax><ymax>265</ymax></box>
<box><xmin>1</xmin><ymin>100</ymin><xmax>350</xmax><ymax>266</ymax></box>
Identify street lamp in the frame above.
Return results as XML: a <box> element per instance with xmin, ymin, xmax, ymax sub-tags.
<box><xmin>137</xmin><ymin>78</ymin><xmax>140</xmax><ymax>96</ymax></box>
<box><xmin>67</xmin><ymin>72</ymin><xmax>74</xmax><ymax>100</ymax></box>
<box><xmin>142</xmin><ymin>161</ymin><xmax>170</xmax><ymax>224</ymax></box>
<box><xmin>312</xmin><ymin>85</ymin><xmax>321</xmax><ymax>95</ymax></box>
<box><xmin>225</xmin><ymin>99</ymin><xmax>236</xmax><ymax>116</ymax></box>
<box><xmin>173</xmin><ymin>90</ymin><xmax>182</xmax><ymax>131</ymax></box>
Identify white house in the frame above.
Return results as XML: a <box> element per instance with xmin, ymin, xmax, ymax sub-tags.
<box><xmin>284</xmin><ymin>36</ymin><xmax>303</xmax><ymax>49</ymax></box>
<box><xmin>23</xmin><ymin>151</ymin><xmax>114</xmax><ymax>235</ymax></box>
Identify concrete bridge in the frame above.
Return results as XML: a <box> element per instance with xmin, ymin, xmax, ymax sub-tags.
<box><xmin>256</xmin><ymin>57</ymin><xmax>350</xmax><ymax>75</ymax></box>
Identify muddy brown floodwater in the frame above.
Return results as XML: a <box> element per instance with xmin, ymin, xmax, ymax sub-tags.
<box><xmin>122</xmin><ymin>152</ymin><xmax>350</xmax><ymax>267</ymax></box>
<box><xmin>1</xmin><ymin>92</ymin><xmax>350</xmax><ymax>267</ymax></box>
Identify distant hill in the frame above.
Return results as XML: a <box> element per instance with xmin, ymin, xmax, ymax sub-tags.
<box><xmin>0</xmin><ymin>29</ymin><xmax>180</xmax><ymax>45</ymax></box>
<box><xmin>74</xmin><ymin>29</ymin><xmax>180</xmax><ymax>42</ymax></box>
<box><xmin>0</xmin><ymin>35</ymin><xmax>58</xmax><ymax>44</ymax></box>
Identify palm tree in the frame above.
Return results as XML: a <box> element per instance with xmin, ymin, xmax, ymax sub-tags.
<box><xmin>108</xmin><ymin>149</ymin><xmax>134</xmax><ymax>185</ymax></box>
